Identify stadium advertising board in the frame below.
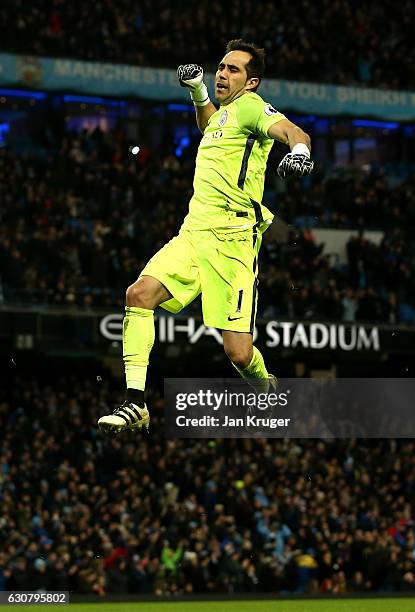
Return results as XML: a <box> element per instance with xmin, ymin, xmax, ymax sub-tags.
<box><xmin>1</xmin><ymin>52</ymin><xmax>415</xmax><ymax>120</ymax></box>
<box><xmin>100</xmin><ymin>315</ymin><xmax>383</xmax><ymax>352</ymax></box>
<box><xmin>2</xmin><ymin>310</ymin><xmax>413</xmax><ymax>356</ymax></box>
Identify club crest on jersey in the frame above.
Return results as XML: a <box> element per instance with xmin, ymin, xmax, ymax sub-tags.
<box><xmin>218</xmin><ymin>110</ymin><xmax>228</xmax><ymax>127</ymax></box>
<box><xmin>264</xmin><ymin>104</ymin><xmax>279</xmax><ymax>116</ymax></box>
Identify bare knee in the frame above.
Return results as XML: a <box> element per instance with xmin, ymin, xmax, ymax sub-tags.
<box><xmin>126</xmin><ymin>280</ymin><xmax>150</xmax><ymax>308</ymax></box>
<box><xmin>224</xmin><ymin>343</ymin><xmax>253</xmax><ymax>369</ymax></box>
<box><xmin>126</xmin><ymin>277</ymin><xmax>168</xmax><ymax>309</ymax></box>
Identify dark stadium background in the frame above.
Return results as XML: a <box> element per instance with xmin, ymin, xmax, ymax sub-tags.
<box><xmin>1</xmin><ymin>1</ymin><xmax>415</xmax><ymax>606</ymax></box>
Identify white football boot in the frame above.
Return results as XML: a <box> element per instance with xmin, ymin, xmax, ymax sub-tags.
<box><xmin>98</xmin><ymin>401</ymin><xmax>150</xmax><ymax>434</ymax></box>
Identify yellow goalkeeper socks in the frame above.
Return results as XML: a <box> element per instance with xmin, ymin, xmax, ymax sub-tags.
<box><xmin>232</xmin><ymin>346</ymin><xmax>272</xmax><ymax>393</ymax></box>
<box><xmin>123</xmin><ymin>306</ymin><xmax>155</xmax><ymax>403</ymax></box>
<box><xmin>232</xmin><ymin>346</ymin><xmax>268</xmax><ymax>380</ymax></box>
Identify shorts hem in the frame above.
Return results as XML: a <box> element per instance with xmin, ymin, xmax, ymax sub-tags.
<box><xmin>202</xmin><ymin>318</ymin><xmax>253</xmax><ymax>334</ymax></box>
<box><xmin>139</xmin><ymin>271</ymin><xmax>184</xmax><ymax>314</ymax></box>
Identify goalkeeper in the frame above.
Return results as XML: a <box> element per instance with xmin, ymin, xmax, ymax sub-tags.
<box><xmin>98</xmin><ymin>39</ymin><xmax>314</xmax><ymax>434</ymax></box>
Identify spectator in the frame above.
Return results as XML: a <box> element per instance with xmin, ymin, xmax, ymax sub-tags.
<box><xmin>161</xmin><ymin>541</ymin><xmax>183</xmax><ymax>575</ymax></box>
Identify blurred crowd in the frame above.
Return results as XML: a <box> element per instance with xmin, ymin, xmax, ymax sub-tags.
<box><xmin>1</xmin><ymin>127</ymin><xmax>414</xmax><ymax>323</ymax></box>
<box><xmin>1</xmin><ymin>375</ymin><xmax>414</xmax><ymax>595</ymax></box>
<box><xmin>278</xmin><ymin>167</ymin><xmax>415</xmax><ymax>231</ymax></box>
<box><xmin>0</xmin><ymin>0</ymin><xmax>414</xmax><ymax>89</ymax></box>
<box><xmin>260</xmin><ymin>227</ymin><xmax>414</xmax><ymax>324</ymax></box>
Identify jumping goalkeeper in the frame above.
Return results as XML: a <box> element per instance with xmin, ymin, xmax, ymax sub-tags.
<box><xmin>98</xmin><ymin>39</ymin><xmax>314</xmax><ymax>434</ymax></box>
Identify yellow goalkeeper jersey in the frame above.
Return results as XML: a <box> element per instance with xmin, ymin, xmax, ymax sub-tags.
<box><xmin>181</xmin><ymin>92</ymin><xmax>285</xmax><ymax>231</ymax></box>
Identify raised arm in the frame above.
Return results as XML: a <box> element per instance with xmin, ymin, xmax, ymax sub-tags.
<box><xmin>268</xmin><ymin>118</ymin><xmax>314</xmax><ymax>179</ymax></box>
<box><xmin>267</xmin><ymin>117</ymin><xmax>311</xmax><ymax>150</ymax></box>
<box><xmin>177</xmin><ymin>64</ymin><xmax>217</xmax><ymax>133</ymax></box>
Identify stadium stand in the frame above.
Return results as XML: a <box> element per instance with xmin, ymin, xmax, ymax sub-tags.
<box><xmin>0</xmin><ymin>0</ymin><xmax>414</xmax><ymax>88</ymax></box>
<box><xmin>1</xmin><ymin>131</ymin><xmax>414</xmax><ymax>323</ymax></box>
<box><xmin>1</xmin><ymin>3</ymin><xmax>415</xmax><ymax>602</ymax></box>
<box><xmin>1</xmin><ymin>375</ymin><xmax>415</xmax><ymax>595</ymax></box>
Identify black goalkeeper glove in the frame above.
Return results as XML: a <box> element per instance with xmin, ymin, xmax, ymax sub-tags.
<box><xmin>177</xmin><ymin>64</ymin><xmax>210</xmax><ymax>107</ymax></box>
<box><xmin>277</xmin><ymin>152</ymin><xmax>314</xmax><ymax>179</ymax></box>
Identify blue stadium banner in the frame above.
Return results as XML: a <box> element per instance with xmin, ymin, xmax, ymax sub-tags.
<box><xmin>1</xmin><ymin>52</ymin><xmax>415</xmax><ymax>120</ymax></box>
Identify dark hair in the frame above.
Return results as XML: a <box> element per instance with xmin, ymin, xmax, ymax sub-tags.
<box><xmin>225</xmin><ymin>39</ymin><xmax>266</xmax><ymax>91</ymax></box>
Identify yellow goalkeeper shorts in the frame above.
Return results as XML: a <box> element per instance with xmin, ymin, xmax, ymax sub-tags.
<box><xmin>140</xmin><ymin>227</ymin><xmax>263</xmax><ymax>333</ymax></box>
